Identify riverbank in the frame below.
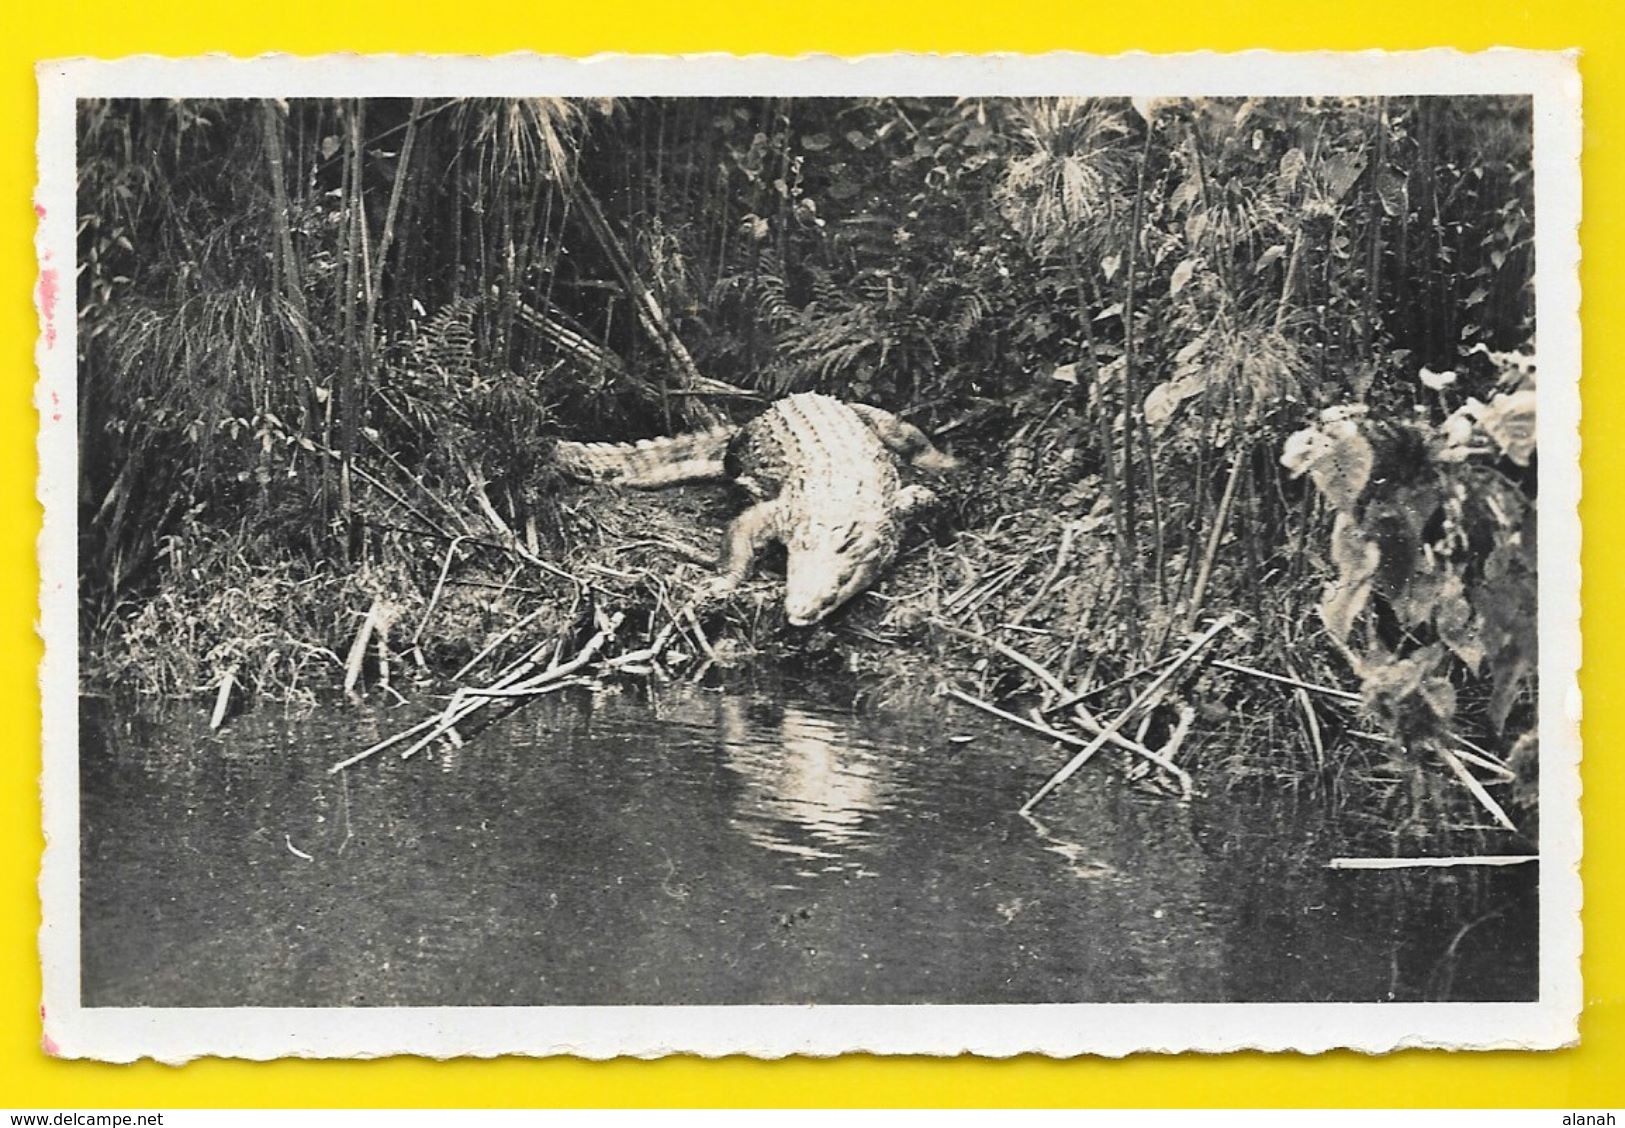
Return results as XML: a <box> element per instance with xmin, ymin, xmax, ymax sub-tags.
<box><xmin>81</xmin><ymin>428</ymin><xmax>1535</xmax><ymax>847</ymax></box>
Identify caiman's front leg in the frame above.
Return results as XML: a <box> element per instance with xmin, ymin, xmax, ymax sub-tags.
<box><xmin>708</xmin><ymin>498</ymin><xmax>785</xmax><ymax>595</ymax></box>
<box><xmin>893</xmin><ymin>483</ymin><xmax>940</xmax><ymax>519</ymax></box>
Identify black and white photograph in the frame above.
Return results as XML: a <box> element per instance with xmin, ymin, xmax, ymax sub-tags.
<box><xmin>36</xmin><ymin>52</ymin><xmax>1581</xmax><ymax>1059</ymax></box>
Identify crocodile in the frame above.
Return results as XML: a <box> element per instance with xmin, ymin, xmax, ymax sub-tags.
<box><xmin>555</xmin><ymin>392</ymin><xmax>958</xmax><ymax>625</ymax></box>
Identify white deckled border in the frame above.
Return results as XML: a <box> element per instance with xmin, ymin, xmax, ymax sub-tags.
<box><xmin>35</xmin><ymin>49</ymin><xmax>1583</xmax><ymax>1062</ymax></box>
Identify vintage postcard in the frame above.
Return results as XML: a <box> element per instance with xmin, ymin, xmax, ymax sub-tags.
<box><xmin>36</xmin><ymin>51</ymin><xmax>1582</xmax><ymax>1060</ymax></box>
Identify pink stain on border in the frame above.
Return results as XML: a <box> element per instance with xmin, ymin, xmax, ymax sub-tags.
<box><xmin>41</xmin><ymin>1007</ymin><xmax>60</xmax><ymax>1056</ymax></box>
<box><xmin>38</xmin><ymin>267</ymin><xmax>59</xmax><ymax>351</ymax></box>
<box><xmin>35</xmin><ymin>203</ymin><xmax>47</xmax><ymax>219</ymax></box>
<box><xmin>49</xmin><ymin>389</ymin><xmax>62</xmax><ymax>425</ymax></box>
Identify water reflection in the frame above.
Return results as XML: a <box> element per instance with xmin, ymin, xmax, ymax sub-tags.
<box><xmin>1019</xmin><ymin>811</ymin><xmax>1117</xmax><ymax>880</ymax></box>
<box><xmin>78</xmin><ymin>684</ymin><xmax>1538</xmax><ymax>1007</ymax></box>
<box><xmin>718</xmin><ymin>698</ymin><xmax>892</xmax><ymax>875</ymax></box>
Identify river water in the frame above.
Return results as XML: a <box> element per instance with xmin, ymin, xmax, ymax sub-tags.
<box><xmin>80</xmin><ymin>681</ymin><xmax>1537</xmax><ymax>1007</ymax></box>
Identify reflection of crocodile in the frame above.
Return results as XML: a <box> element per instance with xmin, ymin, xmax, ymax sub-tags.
<box><xmin>716</xmin><ymin>697</ymin><xmax>892</xmax><ymax>868</ymax></box>
<box><xmin>556</xmin><ymin>393</ymin><xmax>958</xmax><ymax>625</ymax></box>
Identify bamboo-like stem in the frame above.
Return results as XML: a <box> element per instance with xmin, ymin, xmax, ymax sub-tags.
<box><xmin>1118</xmin><ymin>123</ymin><xmax>1154</xmax><ymax>633</ymax></box>
<box><xmin>366</xmin><ymin>97</ymin><xmax>423</xmax><ymax>333</ymax></box>
<box><xmin>258</xmin><ymin>102</ymin><xmax>322</xmax><ymax>519</ymax></box>
<box><xmin>1361</xmin><ymin>97</ymin><xmax>1388</xmax><ymax>382</ymax></box>
<box><xmin>570</xmin><ymin>181</ymin><xmax>719</xmax><ymax>427</ymax></box>
<box><xmin>1183</xmin><ymin>446</ymin><xmax>1247</xmax><ymax>635</ymax></box>
<box><xmin>1275</xmin><ymin>228</ymin><xmax>1304</xmax><ymax>334</ymax></box>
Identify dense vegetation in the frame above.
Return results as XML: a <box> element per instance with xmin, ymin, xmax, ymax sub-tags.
<box><xmin>77</xmin><ymin>95</ymin><xmax>1540</xmax><ymax>835</ymax></box>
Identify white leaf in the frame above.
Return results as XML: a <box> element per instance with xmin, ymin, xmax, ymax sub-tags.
<box><xmin>1255</xmin><ymin>244</ymin><xmax>1286</xmax><ymax>272</ymax></box>
<box><xmin>1169</xmin><ymin>258</ymin><xmax>1197</xmax><ymax>296</ymax></box>
<box><xmin>1174</xmin><ymin>332</ymin><xmax>1208</xmax><ymax>367</ymax></box>
<box><xmin>1144</xmin><ymin>382</ymin><xmax>1179</xmax><ymax>428</ymax></box>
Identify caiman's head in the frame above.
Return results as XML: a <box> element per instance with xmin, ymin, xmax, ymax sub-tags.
<box><xmin>783</xmin><ymin>518</ymin><xmax>893</xmax><ymax>627</ymax></box>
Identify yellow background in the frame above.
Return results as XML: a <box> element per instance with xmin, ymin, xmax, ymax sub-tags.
<box><xmin>2</xmin><ymin>0</ymin><xmax>1616</xmax><ymax>1108</ymax></box>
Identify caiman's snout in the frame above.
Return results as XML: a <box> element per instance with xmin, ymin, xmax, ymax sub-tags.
<box><xmin>783</xmin><ymin>579</ymin><xmax>837</xmax><ymax>627</ymax></box>
<box><xmin>784</xmin><ymin>548</ymin><xmax>880</xmax><ymax>627</ymax></box>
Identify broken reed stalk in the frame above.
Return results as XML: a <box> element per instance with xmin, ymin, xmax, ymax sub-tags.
<box><xmin>399</xmin><ymin>611</ymin><xmax>626</xmax><ymax>761</ymax></box>
<box><xmin>460</xmin><ymin>676</ymin><xmax>590</xmax><ymax>700</ymax></box>
<box><xmin>209</xmin><ymin>665</ymin><xmax>237</xmax><ymax>731</ymax></box>
<box><xmin>1046</xmin><ymin>655</ymin><xmax>1359</xmax><ymax>718</ymax></box>
<box><xmin>943</xmin><ymin>559</ymin><xmax>1027</xmax><ymax>618</ymax></box>
<box><xmin>932</xmin><ymin>619</ymin><xmax>1069</xmax><ymax>699</ymax></box>
<box><xmin>1210</xmin><ymin>660</ymin><xmax>1361</xmax><ymax>702</ymax></box>
<box><xmin>463</xmin><ymin>472</ymin><xmax>587</xmax><ymax>589</ymax></box>
<box><xmin>1162</xmin><ymin>704</ymin><xmax>1196</xmax><ymax>765</ymax></box>
<box><xmin>1064</xmin><ymin>698</ymin><xmax>1192</xmax><ymax>792</ymax></box>
<box><xmin>1325</xmin><ymin>855</ymin><xmax>1536</xmax><ymax>870</ymax></box>
<box><xmin>1448</xmin><ymin>744</ymin><xmax>1517</xmax><ymax>781</ymax></box>
<box><xmin>330</xmin><ymin>712</ymin><xmax>440</xmax><ymax>773</ymax></box>
<box><xmin>376</xmin><ymin>626</ymin><xmax>391</xmax><ymax>695</ymax></box>
<box><xmin>938</xmin><ymin>618</ymin><xmax>1195</xmax><ymax>794</ymax></box>
<box><xmin>346</xmin><ymin>640</ymin><xmax>543</xmax><ymax>768</ymax></box>
<box><xmin>1045</xmin><ymin>654</ymin><xmax>1180</xmax><ymax>713</ymax></box>
<box><xmin>451</xmin><ymin>606</ymin><xmax>548</xmax><ymax>682</ymax></box>
<box><xmin>1437</xmin><ymin>744</ymin><xmax>1519</xmax><ymax>833</ymax></box>
<box><xmin>326</xmin><ymin>636</ymin><xmax>554</xmax><ymax>774</ymax></box>
<box><xmin>605</xmin><ymin>610</ymin><xmax>688</xmax><ymax>669</ymax></box>
<box><xmin>1453</xmin><ymin>732</ymin><xmax>1513</xmax><ymax>770</ymax></box>
<box><xmin>683</xmin><ymin>606</ymin><xmax>719</xmax><ymax>663</ymax></box>
<box><xmin>1295</xmin><ymin>686</ymin><xmax>1325</xmax><ymax>771</ymax></box>
<box><xmin>1020</xmin><ymin>615</ymin><xmax>1233</xmax><ymax>815</ymax></box>
<box><xmin>1351</xmin><ymin>730</ymin><xmax>1516</xmax><ymax>782</ymax></box>
<box><xmin>413</xmin><ymin>534</ymin><xmax>471</xmax><ymax>655</ymax></box>
<box><xmin>944</xmin><ymin>686</ymin><xmax>1194</xmax><ymax>800</ymax></box>
<box><xmin>342</xmin><ymin>597</ymin><xmax>382</xmax><ymax>698</ymax></box>
<box><xmin>1009</xmin><ymin>522</ymin><xmax>1077</xmax><ymax>627</ymax></box>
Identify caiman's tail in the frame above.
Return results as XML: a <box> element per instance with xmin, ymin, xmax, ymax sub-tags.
<box><xmin>554</xmin><ymin>426</ymin><xmax>737</xmax><ymax>489</ymax></box>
